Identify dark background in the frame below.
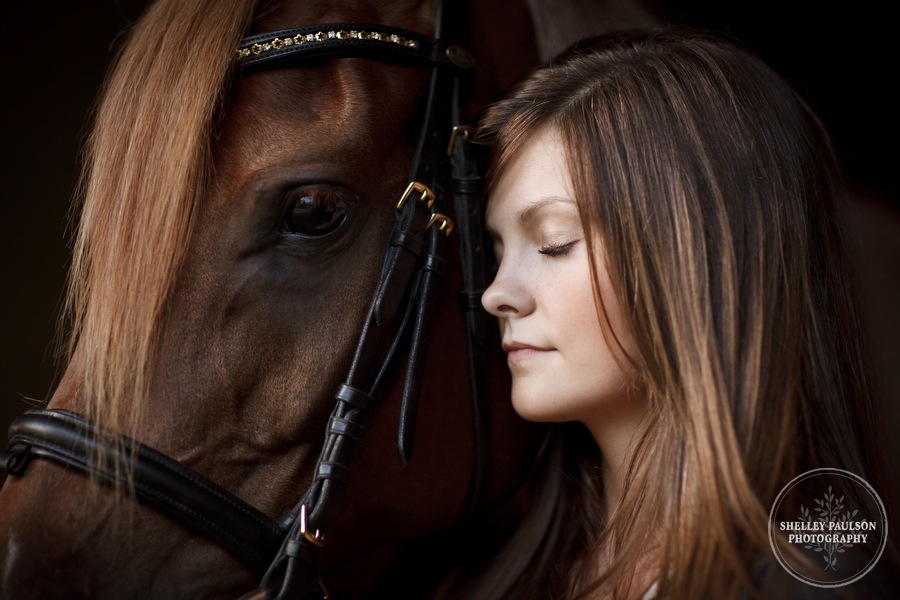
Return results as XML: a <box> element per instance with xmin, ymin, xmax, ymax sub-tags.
<box><xmin>2</xmin><ymin>1</ymin><xmax>897</xmax><ymax>485</ymax></box>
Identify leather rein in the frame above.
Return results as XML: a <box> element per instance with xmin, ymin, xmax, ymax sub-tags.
<box><xmin>0</xmin><ymin>2</ymin><xmax>490</xmax><ymax>598</ymax></box>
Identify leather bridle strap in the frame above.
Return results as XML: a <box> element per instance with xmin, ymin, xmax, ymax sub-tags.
<box><xmin>396</xmin><ymin>0</ymin><xmax>467</xmax><ymax>465</ymax></box>
<box><xmin>444</xmin><ymin>1</ymin><xmax>490</xmax><ymax>520</ymax></box>
<box><xmin>250</xmin><ymin>2</ymin><xmax>474</xmax><ymax>598</ymax></box>
<box><xmin>0</xmin><ymin>409</ymin><xmax>286</xmax><ymax>576</ymax></box>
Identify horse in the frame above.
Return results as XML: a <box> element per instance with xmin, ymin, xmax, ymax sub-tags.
<box><xmin>0</xmin><ymin>1</ymin><xmax>661</xmax><ymax>597</ymax></box>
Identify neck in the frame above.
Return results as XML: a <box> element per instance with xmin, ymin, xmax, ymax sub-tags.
<box><xmin>580</xmin><ymin>389</ymin><xmax>659</xmax><ymax>600</ymax></box>
<box><xmin>582</xmin><ymin>388</ymin><xmax>648</xmax><ymax>515</ymax></box>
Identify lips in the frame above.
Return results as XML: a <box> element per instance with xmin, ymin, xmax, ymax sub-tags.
<box><xmin>502</xmin><ymin>340</ymin><xmax>553</xmax><ymax>363</ymax></box>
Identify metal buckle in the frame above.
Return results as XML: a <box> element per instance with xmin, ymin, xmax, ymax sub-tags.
<box><xmin>396</xmin><ymin>181</ymin><xmax>435</xmax><ymax>211</ymax></box>
<box><xmin>445</xmin><ymin>45</ymin><xmax>475</xmax><ymax>69</ymax></box>
<box><xmin>299</xmin><ymin>504</ymin><xmax>325</xmax><ymax>547</ymax></box>
<box><xmin>446</xmin><ymin>125</ymin><xmax>474</xmax><ymax>156</ymax></box>
<box><xmin>427</xmin><ymin>212</ymin><xmax>454</xmax><ymax>236</ymax></box>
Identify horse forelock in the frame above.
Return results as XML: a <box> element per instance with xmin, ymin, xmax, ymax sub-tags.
<box><xmin>66</xmin><ymin>0</ymin><xmax>260</xmax><ymax>443</ymax></box>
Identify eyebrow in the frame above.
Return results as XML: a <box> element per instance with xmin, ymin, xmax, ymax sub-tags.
<box><xmin>516</xmin><ymin>196</ymin><xmax>577</xmax><ymax>226</ymax></box>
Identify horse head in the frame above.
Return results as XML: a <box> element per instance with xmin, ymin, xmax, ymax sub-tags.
<box><xmin>0</xmin><ymin>1</ymin><xmax>660</xmax><ymax>597</ymax></box>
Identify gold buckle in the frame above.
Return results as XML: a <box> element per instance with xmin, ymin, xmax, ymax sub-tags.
<box><xmin>447</xmin><ymin>125</ymin><xmax>475</xmax><ymax>156</ymax></box>
<box><xmin>299</xmin><ymin>504</ymin><xmax>325</xmax><ymax>547</ymax></box>
<box><xmin>396</xmin><ymin>181</ymin><xmax>435</xmax><ymax>211</ymax></box>
<box><xmin>427</xmin><ymin>212</ymin><xmax>455</xmax><ymax>236</ymax></box>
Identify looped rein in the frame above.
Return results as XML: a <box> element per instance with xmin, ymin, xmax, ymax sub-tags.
<box><xmin>2</xmin><ymin>2</ymin><xmax>491</xmax><ymax>599</ymax></box>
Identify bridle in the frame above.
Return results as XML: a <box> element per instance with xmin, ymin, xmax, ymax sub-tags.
<box><xmin>0</xmin><ymin>2</ymin><xmax>492</xmax><ymax>598</ymax></box>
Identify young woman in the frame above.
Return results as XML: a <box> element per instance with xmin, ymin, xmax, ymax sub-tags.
<box><xmin>460</xmin><ymin>29</ymin><xmax>894</xmax><ymax>599</ymax></box>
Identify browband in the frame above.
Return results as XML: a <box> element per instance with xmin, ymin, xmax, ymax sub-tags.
<box><xmin>235</xmin><ymin>23</ymin><xmax>473</xmax><ymax>73</ymax></box>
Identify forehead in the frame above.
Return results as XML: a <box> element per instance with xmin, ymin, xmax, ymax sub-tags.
<box><xmin>486</xmin><ymin>126</ymin><xmax>574</xmax><ymax>227</ymax></box>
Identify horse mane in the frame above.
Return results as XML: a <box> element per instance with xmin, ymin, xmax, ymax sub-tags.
<box><xmin>65</xmin><ymin>0</ymin><xmax>258</xmax><ymax>445</ymax></box>
<box><xmin>525</xmin><ymin>0</ymin><xmax>664</xmax><ymax>62</ymax></box>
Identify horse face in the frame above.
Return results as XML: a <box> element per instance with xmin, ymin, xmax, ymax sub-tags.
<box><xmin>0</xmin><ymin>1</ymin><xmax>541</xmax><ymax>597</ymax></box>
<box><xmin>152</xmin><ymin>0</ymin><xmax>542</xmax><ymax>523</ymax></box>
<box><xmin>156</xmin><ymin>53</ymin><xmax>430</xmax><ymax>484</ymax></box>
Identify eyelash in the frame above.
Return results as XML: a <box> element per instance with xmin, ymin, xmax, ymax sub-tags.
<box><xmin>538</xmin><ymin>240</ymin><xmax>578</xmax><ymax>257</ymax></box>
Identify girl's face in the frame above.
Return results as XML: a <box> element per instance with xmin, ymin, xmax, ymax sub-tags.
<box><xmin>482</xmin><ymin>127</ymin><xmax>644</xmax><ymax>438</ymax></box>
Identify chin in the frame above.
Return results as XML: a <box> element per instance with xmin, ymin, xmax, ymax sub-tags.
<box><xmin>510</xmin><ymin>391</ymin><xmax>571</xmax><ymax>424</ymax></box>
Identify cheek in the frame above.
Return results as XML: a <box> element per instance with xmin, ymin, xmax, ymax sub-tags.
<box><xmin>555</xmin><ymin>266</ymin><xmax>603</xmax><ymax>334</ymax></box>
<box><xmin>557</xmin><ymin>265</ymin><xmax>633</xmax><ymax>388</ymax></box>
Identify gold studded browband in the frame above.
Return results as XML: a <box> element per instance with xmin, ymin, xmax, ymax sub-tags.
<box><xmin>237</xmin><ymin>27</ymin><xmax>419</xmax><ymax>60</ymax></box>
<box><xmin>235</xmin><ymin>23</ymin><xmax>469</xmax><ymax>72</ymax></box>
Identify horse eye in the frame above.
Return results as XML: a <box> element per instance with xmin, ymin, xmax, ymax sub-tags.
<box><xmin>282</xmin><ymin>187</ymin><xmax>349</xmax><ymax>237</ymax></box>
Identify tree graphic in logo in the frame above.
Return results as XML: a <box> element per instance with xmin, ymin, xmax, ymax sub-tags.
<box><xmin>800</xmin><ymin>485</ymin><xmax>857</xmax><ymax>571</ymax></box>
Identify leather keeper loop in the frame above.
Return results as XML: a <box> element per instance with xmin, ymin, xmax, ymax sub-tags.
<box><xmin>390</xmin><ymin>229</ymin><xmax>425</xmax><ymax>257</ymax></box>
<box><xmin>452</xmin><ymin>177</ymin><xmax>482</xmax><ymax>195</ymax></box>
<box><xmin>328</xmin><ymin>417</ymin><xmax>365</xmax><ymax>441</ymax></box>
<box><xmin>422</xmin><ymin>253</ymin><xmax>446</xmax><ymax>276</ymax></box>
<box><xmin>316</xmin><ymin>462</ymin><xmax>349</xmax><ymax>483</ymax></box>
<box><xmin>284</xmin><ymin>539</ymin><xmax>302</xmax><ymax>558</ymax></box>
<box><xmin>335</xmin><ymin>384</ymin><xmax>372</xmax><ymax>411</ymax></box>
<box><xmin>458</xmin><ymin>290</ymin><xmax>484</xmax><ymax>312</ymax></box>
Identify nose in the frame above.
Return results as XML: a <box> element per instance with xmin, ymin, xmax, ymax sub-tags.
<box><xmin>481</xmin><ymin>263</ymin><xmax>535</xmax><ymax>318</ymax></box>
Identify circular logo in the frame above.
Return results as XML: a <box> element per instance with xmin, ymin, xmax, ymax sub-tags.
<box><xmin>768</xmin><ymin>468</ymin><xmax>888</xmax><ymax>587</ymax></box>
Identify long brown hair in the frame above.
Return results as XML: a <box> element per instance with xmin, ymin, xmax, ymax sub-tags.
<box><xmin>474</xmin><ymin>29</ymin><xmax>887</xmax><ymax>598</ymax></box>
<box><xmin>66</xmin><ymin>0</ymin><xmax>257</xmax><ymax>451</ymax></box>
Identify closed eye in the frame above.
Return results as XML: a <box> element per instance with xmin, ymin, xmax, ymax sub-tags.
<box><xmin>538</xmin><ymin>240</ymin><xmax>579</xmax><ymax>257</ymax></box>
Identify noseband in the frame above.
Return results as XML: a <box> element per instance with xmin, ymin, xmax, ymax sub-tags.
<box><xmin>0</xmin><ymin>2</ymin><xmax>491</xmax><ymax>598</ymax></box>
